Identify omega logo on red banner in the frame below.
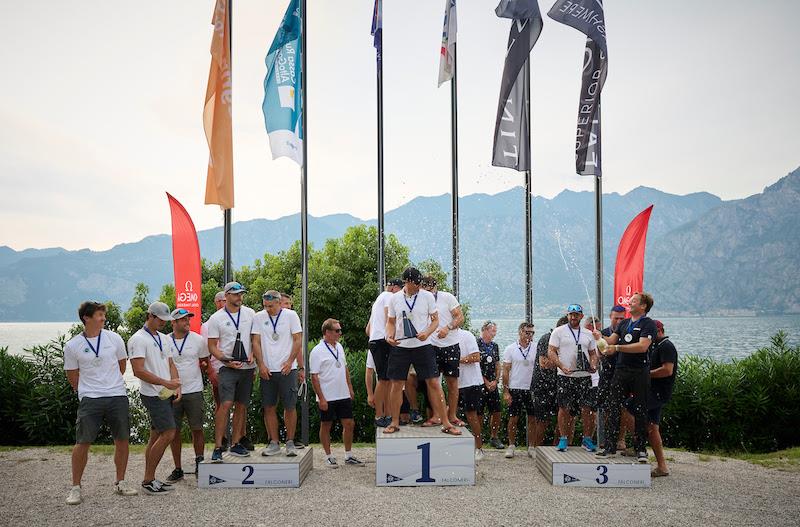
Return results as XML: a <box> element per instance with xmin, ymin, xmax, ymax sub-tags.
<box><xmin>178</xmin><ymin>280</ymin><xmax>199</xmax><ymax>303</ymax></box>
<box><xmin>617</xmin><ymin>285</ymin><xmax>632</xmax><ymax>308</ymax></box>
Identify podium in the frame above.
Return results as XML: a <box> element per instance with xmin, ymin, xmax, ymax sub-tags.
<box><xmin>375</xmin><ymin>426</ymin><xmax>474</xmax><ymax>486</ymax></box>
<box><xmin>198</xmin><ymin>447</ymin><xmax>313</xmax><ymax>488</ymax></box>
<box><xmin>536</xmin><ymin>446</ymin><xmax>650</xmax><ymax>488</ymax></box>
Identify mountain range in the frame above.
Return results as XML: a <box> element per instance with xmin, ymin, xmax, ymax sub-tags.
<box><xmin>1</xmin><ymin>167</ymin><xmax>798</xmax><ymax>321</ymax></box>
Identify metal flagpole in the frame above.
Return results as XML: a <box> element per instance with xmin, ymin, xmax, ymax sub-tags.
<box><xmin>223</xmin><ymin>0</ymin><xmax>233</xmax><ymax>283</ymax></box>
<box><xmin>595</xmin><ymin>173</ymin><xmax>603</xmax><ymax>326</ymax></box>
<box><xmin>451</xmin><ymin>42</ymin><xmax>459</xmax><ymax>298</ymax></box>
<box><xmin>300</xmin><ymin>0</ymin><xmax>310</xmax><ymax>446</ymax></box>
<box><xmin>376</xmin><ymin>15</ymin><xmax>385</xmax><ymax>293</ymax></box>
<box><xmin>523</xmin><ymin>59</ymin><xmax>533</xmax><ymax>323</ymax></box>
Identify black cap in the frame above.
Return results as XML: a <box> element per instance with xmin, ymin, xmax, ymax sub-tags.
<box><xmin>402</xmin><ymin>267</ymin><xmax>422</xmax><ymax>284</ymax></box>
<box><xmin>387</xmin><ymin>278</ymin><xmax>403</xmax><ymax>287</ymax></box>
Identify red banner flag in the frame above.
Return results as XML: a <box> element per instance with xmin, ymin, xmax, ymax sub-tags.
<box><xmin>613</xmin><ymin>205</ymin><xmax>654</xmax><ymax>315</ymax></box>
<box><xmin>167</xmin><ymin>193</ymin><xmax>202</xmax><ymax>334</ymax></box>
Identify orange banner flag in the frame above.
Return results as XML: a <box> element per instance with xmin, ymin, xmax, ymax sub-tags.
<box><xmin>203</xmin><ymin>0</ymin><xmax>234</xmax><ymax>210</ymax></box>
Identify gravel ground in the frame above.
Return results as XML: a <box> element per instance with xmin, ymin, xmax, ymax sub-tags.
<box><xmin>1</xmin><ymin>445</ymin><xmax>798</xmax><ymax>527</ymax></box>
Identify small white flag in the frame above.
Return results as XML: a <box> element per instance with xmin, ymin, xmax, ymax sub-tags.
<box><xmin>437</xmin><ymin>0</ymin><xmax>457</xmax><ymax>87</ymax></box>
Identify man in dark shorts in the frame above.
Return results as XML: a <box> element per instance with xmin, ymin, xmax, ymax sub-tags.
<box><xmin>129</xmin><ymin>302</ymin><xmax>180</xmax><ymax>493</ymax></box>
<box><xmin>365</xmin><ymin>278</ymin><xmax>402</xmax><ymax>427</ymax></box>
<box><xmin>421</xmin><ymin>275</ymin><xmax>464</xmax><ymax>427</ymax></box>
<box><xmin>648</xmin><ymin>320</ymin><xmax>678</xmax><ymax>477</ymax></box>
<box><xmin>478</xmin><ymin>321</ymin><xmax>503</xmax><ymax>449</ymax></box>
<box><xmin>597</xmin><ymin>305</ymin><xmax>627</xmax><ymax>450</ymax></box>
<box><xmin>310</xmin><ymin>318</ymin><xmax>364</xmax><ymax>467</ymax></box>
<box><xmin>595</xmin><ymin>292</ymin><xmax>658</xmax><ymax>463</ymax></box>
<box><xmin>64</xmin><ymin>301</ymin><xmax>138</xmax><ymax>504</ymax></box>
<box><xmin>383</xmin><ymin>267</ymin><xmax>460</xmax><ymax>436</ymax></box>
<box><xmin>456</xmin><ymin>329</ymin><xmax>485</xmax><ymax>460</ymax></box>
<box><xmin>503</xmin><ymin>322</ymin><xmax>537</xmax><ymax>458</ymax></box>
<box><xmin>531</xmin><ymin>316</ymin><xmax>567</xmax><ymax>448</ymax></box>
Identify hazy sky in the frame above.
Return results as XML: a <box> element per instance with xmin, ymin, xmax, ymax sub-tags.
<box><xmin>1</xmin><ymin>0</ymin><xmax>798</xmax><ymax>251</ymax></box>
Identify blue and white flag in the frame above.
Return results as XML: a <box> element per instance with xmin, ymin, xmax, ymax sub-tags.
<box><xmin>438</xmin><ymin>0</ymin><xmax>456</xmax><ymax>87</ymax></box>
<box><xmin>262</xmin><ymin>0</ymin><xmax>303</xmax><ymax>167</ymax></box>
<box><xmin>371</xmin><ymin>0</ymin><xmax>382</xmax><ymax>63</ymax></box>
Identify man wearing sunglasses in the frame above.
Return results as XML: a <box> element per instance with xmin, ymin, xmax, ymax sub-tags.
<box><xmin>548</xmin><ymin>304</ymin><xmax>598</xmax><ymax>452</ymax></box>
<box><xmin>384</xmin><ymin>267</ymin><xmax>461</xmax><ymax>436</ymax></box>
<box><xmin>253</xmin><ymin>289</ymin><xmax>304</xmax><ymax>456</ymax></box>
<box><xmin>165</xmin><ymin>308</ymin><xmax>209</xmax><ymax>483</ymax></box>
<box><xmin>594</xmin><ymin>292</ymin><xmax>657</xmax><ymax>462</ymax></box>
<box><xmin>503</xmin><ymin>322</ymin><xmax>537</xmax><ymax>458</ymax></box>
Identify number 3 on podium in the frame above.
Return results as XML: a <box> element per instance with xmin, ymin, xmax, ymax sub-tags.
<box><xmin>416</xmin><ymin>442</ymin><xmax>436</xmax><ymax>483</ymax></box>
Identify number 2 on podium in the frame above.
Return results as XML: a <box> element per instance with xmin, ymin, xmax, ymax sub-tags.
<box><xmin>416</xmin><ymin>442</ymin><xmax>436</xmax><ymax>483</ymax></box>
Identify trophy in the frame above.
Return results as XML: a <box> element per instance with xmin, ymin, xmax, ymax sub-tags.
<box><xmin>401</xmin><ymin>310</ymin><xmax>418</xmax><ymax>340</ymax></box>
<box><xmin>575</xmin><ymin>344</ymin><xmax>590</xmax><ymax>372</ymax></box>
<box><xmin>231</xmin><ymin>332</ymin><xmax>248</xmax><ymax>362</ymax></box>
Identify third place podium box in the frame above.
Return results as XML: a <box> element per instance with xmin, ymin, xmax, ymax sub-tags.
<box><xmin>536</xmin><ymin>446</ymin><xmax>650</xmax><ymax>488</ymax></box>
<box><xmin>198</xmin><ymin>447</ymin><xmax>313</xmax><ymax>489</ymax></box>
<box><xmin>375</xmin><ymin>426</ymin><xmax>474</xmax><ymax>487</ymax></box>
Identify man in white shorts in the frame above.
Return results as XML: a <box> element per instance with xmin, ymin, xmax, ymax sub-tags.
<box><xmin>310</xmin><ymin>318</ymin><xmax>364</xmax><ymax>468</ymax></box>
<box><xmin>64</xmin><ymin>301</ymin><xmax>138</xmax><ymax>505</ymax></box>
<box><xmin>129</xmin><ymin>302</ymin><xmax>181</xmax><ymax>493</ymax></box>
<box><xmin>165</xmin><ymin>308</ymin><xmax>209</xmax><ymax>482</ymax></box>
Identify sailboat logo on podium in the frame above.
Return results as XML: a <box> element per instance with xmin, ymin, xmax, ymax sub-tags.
<box><xmin>401</xmin><ymin>310</ymin><xmax>418</xmax><ymax>340</ymax></box>
<box><xmin>209</xmin><ymin>475</ymin><xmax>227</xmax><ymax>485</ymax></box>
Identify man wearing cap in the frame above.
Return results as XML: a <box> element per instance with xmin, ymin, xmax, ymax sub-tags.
<box><xmin>64</xmin><ymin>301</ymin><xmax>137</xmax><ymax>505</ymax></box>
<box><xmin>595</xmin><ymin>292</ymin><xmax>658</xmax><ymax>462</ymax></box>
<box><xmin>365</xmin><ymin>278</ymin><xmax>403</xmax><ymax>427</ymax></box>
<box><xmin>548</xmin><ymin>304</ymin><xmax>599</xmax><ymax>452</ymax></box>
<box><xmin>129</xmin><ymin>302</ymin><xmax>181</xmax><ymax>493</ymax></box>
<box><xmin>384</xmin><ymin>267</ymin><xmax>460</xmax><ymax>436</ymax></box>
<box><xmin>420</xmin><ymin>275</ymin><xmax>465</xmax><ymax>427</ymax></box>
<box><xmin>531</xmin><ymin>316</ymin><xmax>568</xmax><ymax>448</ymax></box>
<box><xmin>477</xmin><ymin>321</ymin><xmax>503</xmax><ymax>449</ymax></box>
<box><xmin>648</xmin><ymin>320</ymin><xmax>678</xmax><ymax>477</ymax></box>
<box><xmin>310</xmin><ymin>318</ymin><xmax>364</xmax><ymax>468</ymax></box>
<box><xmin>206</xmin><ymin>282</ymin><xmax>260</xmax><ymax>462</ymax></box>
<box><xmin>456</xmin><ymin>328</ymin><xmax>485</xmax><ymax>460</ymax></box>
<box><xmin>253</xmin><ymin>289</ymin><xmax>304</xmax><ymax>456</ymax></box>
<box><xmin>165</xmin><ymin>308</ymin><xmax>210</xmax><ymax>482</ymax></box>
<box><xmin>503</xmin><ymin>322</ymin><xmax>536</xmax><ymax>458</ymax></box>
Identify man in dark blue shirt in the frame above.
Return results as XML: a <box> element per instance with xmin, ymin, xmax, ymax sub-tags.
<box><xmin>594</xmin><ymin>293</ymin><xmax>657</xmax><ymax>462</ymax></box>
<box><xmin>648</xmin><ymin>320</ymin><xmax>678</xmax><ymax>477</ymax></box>
<box><xmin>477</xmin><ymin>321</ymin><xmax>503</xmax><ymax>449</ymax></box>
<box><xmin>598</xmin><ymin>305</ymin><xmax>628</xmax><ymax>451</ymax></box>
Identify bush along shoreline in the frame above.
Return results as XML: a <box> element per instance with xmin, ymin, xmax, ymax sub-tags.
<box><xmin>1</xmin><ymin>332</ymin><xmax>798</xmax><ymax>452</ymax></box>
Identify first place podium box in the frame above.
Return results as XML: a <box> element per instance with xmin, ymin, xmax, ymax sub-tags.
<box><xmin>375</xmin><ymin>426</ymin><xmax>474</xmax><ymax>487</ymax></box>
<box><xmin>198</xmin><ymin>447</ymin><xmax>313</xmax><ymax>489</ymax></box>
<box><xmin>536</xmin><ymin>446</ymin><xmax>650</xmax><ymax>488</ymax></box>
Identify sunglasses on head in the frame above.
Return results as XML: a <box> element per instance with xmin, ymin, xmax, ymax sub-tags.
<box><xmin>175</xmin><ymin>309</ymin><xmax>189</xmax><ymax>315</ymax></box>
<box><xmin>263</xmin><ymin>294</ymin><xmax>281</xmax><ymax>301</ymax></box>
<box><xmin>568</xmin><ymin>304</ymin><xmax>583</xmax><ymax>313</ymax></box>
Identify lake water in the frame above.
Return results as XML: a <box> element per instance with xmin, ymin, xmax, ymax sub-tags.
<box><xmin>2</xmin><ymin>316</ymin><xmax>800</xmax><ymax>362</ymax></box>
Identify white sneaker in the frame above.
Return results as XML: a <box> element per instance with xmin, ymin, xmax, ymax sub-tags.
<box><xmin>114</xmin><ymin>479</ymin><xmax>138</xmax><ymax>496</ymax></box>
<box><xmin>527</xmin><ymin>447</ymin><xmax>535</xmax><ymax>458</ymax></box>
<box><xmin>474</xmin><ymin>448</ymin><xmax>485</xmax><ymax>461</ymax></box>
<box><xmin>505</xmin><ymin>445</ymin><xmax>515</xmax><ymax>459</ymax></box>
<box><xmin>65</xmin><ymin>486</ymin><xmax>82</xmax><ymax>505</ymax></box>
<box><xmin>324</xmin><ymin>456</ymin><xmax>339</xmax><ymax>469</ymax></box>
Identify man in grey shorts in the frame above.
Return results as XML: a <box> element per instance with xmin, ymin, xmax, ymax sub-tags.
<box><xmin>64</xmin><ymin>301</ymin><xmax>138</xmax><ymax>505</ymax></box>
<box><xmin>166</xmin><ymin>308</ymin><xmax>210</xmax><ymax>482</ymax></box>
<box><xmin>253</xmin><ymin>289</ymin><xmax>304</xmax><ymax>456</ymax></box>
<box><xmin>129</xmin><ymin>302</ymin><xmax>181</xmax><ymax>493</ymax></box>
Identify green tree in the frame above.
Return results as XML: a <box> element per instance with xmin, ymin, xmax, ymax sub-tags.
<box><xmin>122</xmin><ymin>283</ymin><xmax>150</xmax><ymax>340</ymax></box>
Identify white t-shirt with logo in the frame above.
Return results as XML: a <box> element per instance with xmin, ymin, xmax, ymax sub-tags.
<box><xmin>206</xmin><ymin>306</ymin><xmax>257</xmax><ymax>370</ymax></box>
<box><xmin>167</xmin><ymin>331</ymin><xmax>209</xmax><ymax>394</ymax></box>
<box><xmin>503</xmin><ymin>341</ymin><xmax>535</xmax><ymax>390</ymax></box>
<box><xmin>386</xmin><ymin>288</ymin><xmax>438</xmax><ymax>349</ymax></box>
<box><xmin>253</xmin><ymin>308</ymin><xmax>303</xmax><ymax>372</ymax></box>
<box><xmin>456</xmin><ymin>329</ymin><xmax>482</xmax><ymax>389</ymax></box>
<box><xmin>128</xmin><ymin>328</ymin><xmax>172</xmax><ymax>398</ymax></box>
<box><xmin>428</xmin><ymin>291</ymin><xmax>461</xmax><ymax>348</ymax></box>
<box><xmin>548</xmin><ymin>323</ymin><xmax>597</xmax><ymax>378</ymax></box>
<box><xmin>309</xmin><ymin>340</ymin><xmax>350</xmax><ymax>402</ymax></box>
<box><xmin>64</xmin><ymin>330</ymin><xmax>128</xmax><ymax>400</ymax></box>
<box><xmin>368</xmin><ymin>291</ymin><xmax>393</xmax><ymax>341</ymax></box>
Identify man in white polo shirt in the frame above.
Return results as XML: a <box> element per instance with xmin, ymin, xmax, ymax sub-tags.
<box><xmin>365</xmin><ymin>278</ymin><xmax>403</xmax><ymax>427</ymax></box>
<box><xmin>253</xmin><ymin>289</ymin><xmax>304</xmax><ymax>457</ymax></box>
<box><xmin>503</xmin><ymin>322</ymin><xmax>536</xmax><ymax>458</ymax></box>
<box><xmin>548</xmin><ymin>304</ymin><xmax>598</xmax><ymax>452</ymax></box>
<box><xmin>420</xmin><ymin>275</ymin><xmax>464</xmax><ymax>427</ymax></box>
<box><xmin>310</xmin><ymin>318</ymin><xmax>364</xmax><ymax>468</ymax></box>
<box><xmin>455</xmin><ymin>329</ymin><xmax>484</xmax><ymax>460</ymax></box>
<box><xmin>165</xmin><ymin>308</ymin><xmax>209</xmax><ymax>482</ymax></box>
<box><xmin>384</xmin><ymin>267</ymin><xmax>461</xmax><ymax>436</ymax></box>
<box><xmin>129</xmin><ymin>301</ymin><xmax>181</xmax><ymax>494</ymax></box>
<box><xmin>64</xmin><ymin>301</ymin><xmax>138</xmax><ymax>505</ymax></box>
<box><xmin>206</xmin><ymin>282</ymin><xmax>260</xmax><ymax>462</ymax></box>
